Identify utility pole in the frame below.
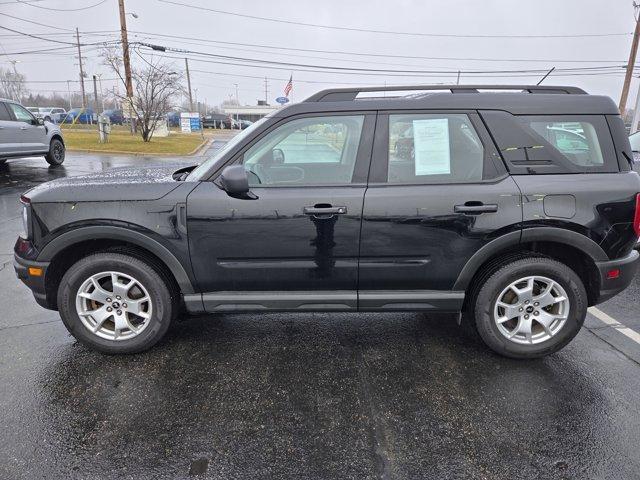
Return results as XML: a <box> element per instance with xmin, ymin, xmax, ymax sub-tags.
<box><xmin>66</xmin><ymin>80</ymin><xmax>72</xmax><ymax>110</ymax></box>
<box><xmin>185</xmin><ymin>58</ymin><xmax>193</xmax><ymax>111</ymax></box>
<box><xmin>97</xmin><ymin>74</ymin><xmax>105</xmax><ymax>112</ymax></box>
<box><xmin>118</xmin><ymin>0</ymin><xmax>134</xmax><ymax>132</ymax></box>
<box><xmin>92</xmin><ymin>75</ymin><xmax>99</xmax><ymax>111</ymax></box>
<box><xmin>619</xmin><ymin>2</ymin><xmax>640</xmax><ymax>116</ymax></box>
<box><xmin>264</xmin><ymin>77</ymin><xmax>268</xmax><ymax>103</ymax></box>
<box><xmin>75</xmin><ymin>28</ymin><xmax>86</xmax><ymax>109</ymax></box>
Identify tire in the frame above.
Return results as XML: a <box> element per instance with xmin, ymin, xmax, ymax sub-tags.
<box><xmin>473</xmin><ymin>257</ymin><xmax>587</xmax><ymax>359</ymax></box>
<box><xmin>57</xmin><ymin>253</ymin><xmax>176</xmax><ymax>354</ymax></box>
<box><xmin>45</xmin><ymin>138</ymin><xmax>65</xmax><ymax>166</ymax></box>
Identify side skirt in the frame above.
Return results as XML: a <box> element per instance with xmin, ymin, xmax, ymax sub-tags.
<box><xmin>183</xmin><ymin>290</ymin><xmax>465</xmax><ymax>314</ymax></box>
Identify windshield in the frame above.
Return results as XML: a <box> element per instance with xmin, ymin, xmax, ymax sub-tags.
<box><xmin>187</xmin><ymin>117</ymin><xmax>269</xmax><ymax>181</ymax></box>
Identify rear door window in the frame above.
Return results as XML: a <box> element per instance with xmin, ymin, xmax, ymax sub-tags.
<box><xmin>387</xmin><ymin>113</ymin><xmax>485</xmax><ymax>184</ymax></box>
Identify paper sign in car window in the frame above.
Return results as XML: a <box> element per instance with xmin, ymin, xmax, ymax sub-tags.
<box><xmin>413</xmin><ymin>118</ymin><xmax>451</xmax><ymax>175</ymax></box>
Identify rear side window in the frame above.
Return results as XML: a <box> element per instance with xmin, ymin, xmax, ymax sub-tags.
<box><xmin>521</xmin><ymin>118</ymin><xmax>604</xmax><ymax>168</ymax></box>
<box><xmin>387</xmin><ymin>113</ymin><xmax>484</xmax><ymax>184</ymax></box>
<box><xmin>481</xmin><ymin>111</ymin><xmax>618</xmax><ymax>174</ymax></box>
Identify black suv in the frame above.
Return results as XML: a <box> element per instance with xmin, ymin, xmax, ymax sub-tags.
<box><xmin>14</xmin><ymin>85</ymin><xmax>640</xmax><ymax>358</ymax></box>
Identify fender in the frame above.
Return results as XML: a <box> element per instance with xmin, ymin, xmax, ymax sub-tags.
<box><xmin>37</xmin><ymin>226</ymin><xmax>195</xmax><ymax>294</ymax></box>
<box><xmin>452</xmin><ymin>227</ymin><xmax>607</xmax><ymax>290</ymax></box>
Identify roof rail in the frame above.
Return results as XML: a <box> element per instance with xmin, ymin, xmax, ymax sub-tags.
<box><xmin>303</xmin><ymin>85</ymin><xmax>588</xmax><ymax>102</ymax></box>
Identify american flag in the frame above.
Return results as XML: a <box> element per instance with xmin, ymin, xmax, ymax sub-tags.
<box><xmin>284</xmin><ymin>75</ymin><xmax>293</xmax><ymax>97</ymax></box>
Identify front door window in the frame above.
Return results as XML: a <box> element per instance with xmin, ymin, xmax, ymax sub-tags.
<box><xmin>242</xmin><ymin>115</ymin><xmax>365</xmax><ymax>186</ymax></box>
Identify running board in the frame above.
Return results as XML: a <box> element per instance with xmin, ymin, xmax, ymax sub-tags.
<box><xmin>184</xmin><ymin>290</ymin><xmax>465</xmax><ymax>314</ymax></box>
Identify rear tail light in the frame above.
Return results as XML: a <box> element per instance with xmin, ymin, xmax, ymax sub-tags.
<box><xmin>634</xmin><ymin>193</ymin><xmax>640</xmax><ymax>239</ymax></box>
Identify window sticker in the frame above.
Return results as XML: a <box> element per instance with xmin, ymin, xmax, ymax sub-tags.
<box><xmin>412</xmin><ymin>118</ymin><xmax>451</xmax><ymax>175</ymax></box>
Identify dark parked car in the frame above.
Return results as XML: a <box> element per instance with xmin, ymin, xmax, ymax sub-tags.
<box><xmin>202</xmin><ymin>113</ymin><xmax>230</xmax><ymax>129</ymax></box>
<box><xmin>102</xmin><ymin>109</ymin><xmax>124</xmax><ymax>125</ymax></box>
<box><xmin>14</xmin><ymin>84</ymin><xmax>640</xmax><ymax>357</ymax></box>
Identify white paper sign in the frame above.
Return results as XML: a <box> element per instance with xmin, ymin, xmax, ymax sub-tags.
<box><xmin>412</xmin><ymin>118</ymin><xmax>451</xmax><ymax>176</ymax></box>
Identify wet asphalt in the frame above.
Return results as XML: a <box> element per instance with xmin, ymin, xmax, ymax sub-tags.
<box><xmin>1</xmin><ymin>148</ymin><xmax>640</xmax><ymax>479</ymax></box>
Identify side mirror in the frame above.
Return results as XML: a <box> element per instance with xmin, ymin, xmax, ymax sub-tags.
<box><xmin>219</xmin><ymin>165</ymin><xmax>254</xmax><ymax>199</ymax></box>
<box><xmin>35</xmin><ymin>118</ymin><xmax>44</xmax><ymax>126</ymax></box>
<box><xmin>272</xmin><ymin>148</ymin><xmax>285</xmax><ymax>164</ymax></box>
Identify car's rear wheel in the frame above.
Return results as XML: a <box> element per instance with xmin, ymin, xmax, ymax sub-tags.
<box><xmin>45</xmin><ymin>138</ymin><xmax>65</xmax><ymax>166</ymax></box>
<box><xmin>57</xmin><ymin>253</ymin><xmax>176</xmax><ymax>354</ymax></box>
<box><xmin>473</xmin><ymin>257</ymin><xmax>587</xmax><ymax>359</ymax></box>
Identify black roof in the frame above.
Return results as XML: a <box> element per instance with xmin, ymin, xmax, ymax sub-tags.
<box><xmin>272</xmin><ymin>85</ymin><xmax>620</xmax><ymax>117</ymax></box>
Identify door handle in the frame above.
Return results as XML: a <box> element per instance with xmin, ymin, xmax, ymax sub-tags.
<box><xmin>20</xmin><ymin>126</ymin><xmax>28</xmax><ymax>130</ymax></box>
<box><xmin>454</xmin><ymin>203</ymin><xmax>498</xmax><ymax>214</ymax></box>
<box><xmin>303</xmin><ymin>205</ymin><xmax>347</xmax><ymax>216</ymax></box>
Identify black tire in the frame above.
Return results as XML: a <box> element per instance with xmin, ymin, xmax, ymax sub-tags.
<box><xmin>45</xmin><ymin>138</ymin><xmax>65</xmax><ymax>166</ymax></box>
<box><xmin>57</xmin><ymin>253</ymin><xmax>176</xmax><ymax>354</ymax></box>
<box><xmin>473</xmin><ymin>257</ymin><xmax>587</xmax><ymax>359</ymax></box>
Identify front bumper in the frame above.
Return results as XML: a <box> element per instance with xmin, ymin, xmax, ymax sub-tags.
<box><xmin>594</xmin><ymin>249</ymin><xmax>640</xmax><ymax>304</ymax></box>
<box><xmin>13</xmin><ymin>254</ymin><xmax>53</xmax><ymax>310</ymax></box>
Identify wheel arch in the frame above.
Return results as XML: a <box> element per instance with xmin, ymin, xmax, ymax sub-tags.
<box><xmin>50</xmin><ymin>133</ymin><xmax>64</xmax><ymax>146</ymax></box>
<box><xmin>39</xmin><ymin>226</ymin><xmax>195</xmax><ymax>309</ymax></box>
<box><xmin>455</xmin><ymin>227</ymin><xmax>605</xmax><ymax>306</ymax></box>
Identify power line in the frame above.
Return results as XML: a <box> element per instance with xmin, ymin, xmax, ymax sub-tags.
<box><xmin>14</xmin><ymin>0</ymin><xmax>108</xmax><ymax>11</ymax></box>
<box><xmin>128</xmin><ymin>32</ymin><xmax>625</xmax><ymax>70</ymax></box>
<box><xmin>127</xmin><ymin>30</ymin><xmax>627</xmax><ymax>64</ymax></box>
<box><xmin>157</xmin><ymin>0</ymin><xmax>633</xmax><ymax>39</ymax></box>
<box><xmin>0</xmin><ymin>24</ymin><xmax>79</xmax><ymax>45</ymax></box>
<box><xmin>137</xmin><ymin>42</ymin><xmax>625</xmax><ymax>76</ymax></box>
<box><xmin>0</xmin><ymin>11</ymin><xmax>73</xmax><ymax>31</ymax></box>
<box><xmin>0</xmin><ymin>45</ymin><xmax>77</xmax><ymax>55</ymax></box>
<box><xmin>140</xmin><ymin>49</ymin><xmax>628</xmax><ymax>80</ymax></box>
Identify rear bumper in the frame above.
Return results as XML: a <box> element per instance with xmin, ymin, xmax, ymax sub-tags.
<box><xmin>594</xmin><ymin>250</ymin><xmax>640</xmax><ymax>304</ymax></box>
<box><xmin>13</xmin><ymin>254</ymin><xmax>54</xmax><ymax>310</ymax></box>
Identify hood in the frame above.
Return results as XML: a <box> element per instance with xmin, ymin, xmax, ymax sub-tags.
<box><xmin>25</xmin><ymin>165</ymin><xmax>190</xmax><ymax>203</ymax></box>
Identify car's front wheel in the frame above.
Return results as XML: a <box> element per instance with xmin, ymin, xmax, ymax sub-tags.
<box><xmin>473</xmin><ymin>257</ymin><xmax>587</xmax><ymax>359</ymax></box>
<box><xmin>57</xmin><ymin>252</ymin><xmax>177</xmax><ymax>354</ymax></box>
<box><xmin>45</xmin><ymin>138</ymin><xmax>65</xmax><ymax>166</ymax></box>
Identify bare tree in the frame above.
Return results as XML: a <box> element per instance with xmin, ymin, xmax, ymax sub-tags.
<box><xmin>103</xmin><ymin>47</ymin><xmax>183</xmax><ymax>142</ymax></box>
<box><xmin>0</xmin><ymin>67</ymin><xmax>28</xmax><ymax>102</ymax></box>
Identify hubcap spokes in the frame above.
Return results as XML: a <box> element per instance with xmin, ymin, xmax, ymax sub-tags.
<box><xmin>75</xmin><ymin>271</ymin><xmax>152</xmax><ymax>341</ymax></box>
<box><xmin>493</xmin><ymin>276</ymin><xmax>569</xmax><ymax>345</ymax></box>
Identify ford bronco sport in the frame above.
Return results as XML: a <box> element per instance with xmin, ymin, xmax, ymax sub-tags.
<box><xmin>14</xmin><ymin>85</ymin><xmax>640</xmax><ymax>358</ymax></box>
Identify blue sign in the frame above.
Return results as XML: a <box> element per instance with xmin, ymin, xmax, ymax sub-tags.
<box><xmin>189</xmin><ymin>117</ymin><xmax>201</xmax><ymax>131</ymax></box>
<box><xmin>275</xmin><ymin>96</ymin><xmax>290</xmax><ymax>105</ymax></box>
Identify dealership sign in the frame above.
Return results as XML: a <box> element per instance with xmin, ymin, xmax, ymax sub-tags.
<box><xmin>180</xmin><ymin>112</ymin><xmax>201</xmax><ymax>133</ymax></box>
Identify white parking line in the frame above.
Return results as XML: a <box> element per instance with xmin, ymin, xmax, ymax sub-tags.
<box><xmin>588</xmin><ymin>307</ymin><xmax>640</xmax><ymax>345</ymax></box>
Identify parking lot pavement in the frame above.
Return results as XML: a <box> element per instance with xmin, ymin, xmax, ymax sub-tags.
<box><xmin>1</xmin><ymin>152</ymin><xmax>640</xmax><ymax>479</ymax></box>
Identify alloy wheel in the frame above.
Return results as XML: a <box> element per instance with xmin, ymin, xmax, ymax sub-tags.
<box><xmin>75</xmin><ymin>271</ymin><xmax>153</xmax><ymax>341</ymax></box>
<box><xmin>493</xmin><ymin>275</ymin><xmax>570</xmax><ymax>345</ymax></box>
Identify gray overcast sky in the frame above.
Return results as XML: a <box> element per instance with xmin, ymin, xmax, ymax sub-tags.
<box><xmin>1</xmin><ymin>0</ymin><xmax>638</xmax><ymax>108</ymax></box>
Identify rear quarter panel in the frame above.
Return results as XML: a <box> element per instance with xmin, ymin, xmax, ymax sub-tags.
<box><xmin>512</xmin><ymin>172</ymin><xmax>640</xmax><ymax>259</ymax></box>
